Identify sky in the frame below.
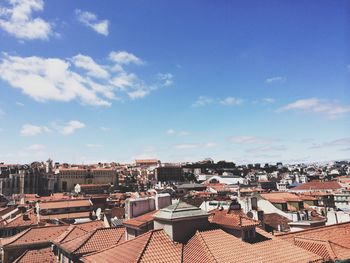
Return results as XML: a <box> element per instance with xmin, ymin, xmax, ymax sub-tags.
<box><xmin>0</xmin><ymin>0</ymin><xmax>349</xmax><ymax>164</ymax></box>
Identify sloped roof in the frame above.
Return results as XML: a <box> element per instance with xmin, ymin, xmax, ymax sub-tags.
<box><xmin>39</xmin><ymin>199</ymin><xmax>91</xmax><ymax>209</ymax></box>
<box><xmin>260</xmin><ymin>192</ymin><xmax>303</xmax><ymax>203</ymax></box>
<box><xmin>209</xmin><ymin>209</ymin><xmax>259</xmax><ymax>229</ymax></box>
<box><xmin>123</xmin><ymin>210</ymin><xmax>157</xmax><ymax>229</ymax></box>
<box><xmin>58</xmin><ymin>227</ymin><xmax>125</xmax><ymax>257</ymax></box>
<box><xmin>1</xmin><ymin>225</ymin><xmax>69</xmax><ymax>247</ymax></box>
<box><xmin>54</xmin><ymin>220</ymin><xmax>105</xmax><ymax>243</ymax></box>
<box><xmin>82</xmin><ymin>229</ymin><xmax>183</xmax><ymax>263</ymax></box>
<box><xmin>278</xmin><ymin>222</ymin><xmax>350</xmax><ymax>261</ymax></box>
<box><xmin>154</xmin><ymin>201</ymin><xmax>209</xmax><ymax>220</ymax></box>
<box><xmin>263</xmin><ymin>213</ymin><xmax>291</xmax><ymax>231</ymax></box>
<box><xmin>292</xmin><ymin>181</ymin><xmax>342</xmax><ymax>191</ymax></box>
<box><xmin>184</xmin><ymin>228</ymin><xmax>322</xmax><ymax>263</ymax></box>
<box><xmin>13</xmin><ymin>247</ymin><xmax>56</xmax><ymax>263</ymax></box>
<box><xmin>2</xmin><ymin>209</ymin><xmax>38</xmax><ymax>229</ymax></box>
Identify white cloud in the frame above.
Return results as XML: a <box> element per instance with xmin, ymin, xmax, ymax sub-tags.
<box><xmin>158</xmin><ymin>73</ymin><xmax>173</xmax><ymax>86</ymax></box>
<box><xmin>174</xmin><ymin>142</ymin><xmax>217</xmax><ymax>150</ymax></box>
<box><xmin>75</xmin><ymin>9</ymin><xmax>109</xmax><ymax>36</ymax></box>
<box><xmin>61</xmin><ymin>120</ymin><xmax>85</xmax><ymax>135</ymax></box>
<box><xmin>26</xmin><ymin>144</ymin><xmax>45</xmax><ymax>151</ymax></box>
<box><xmin>265</xmin><ymin>76</ymin><xmax>286</xmax><ymax>84</ymax></box>
<box><xmin>109</xmin><ymin>51</ymin><xmax>143</xmax><ymax>65</ymax></box>
<box><xmin>100</xmin><ymin>126</ymin><xmax>111</xmax><ymax>132</ymax></box>
<box><xmin>71</xmin><ymin>54</ymin><xmax>109</xmax><ymax>79</ymax></box>
<box><xmin>310</xmin><ymin>138</ymin><xmax>350</xmax><ymax>149</ymax></box>
<box><xmin>127</xmin><ymin>89</ymin><xmax>149</xmax><ymax>100</ymax></box>
<box><xmin>179</xmin><ymin>131</ymin><xmax>190</xmax><ymax>136</ymax></box>
<box><xmin>262</xmin><ymin>98</ymin><xmax>275</xmax><ymax>104</ymax></box>
<box><xmin>86</xmin><ymin>143</ymin><xmax>102</xmax><ymax>148</ymax></box>
<box><xmin>278</xmin><ymin>98</ymin><xmax>350</xmax><ymax>118</ymax></box>
<box><xmin>166</xmin><ymin>129</ymin><xmax>175</xmax><ymax>135</ymax></box>
<box><xmin>166</xmin><ymin>129</ymin><xmax>190</xmax><ymax>136</ymax></box>
<box><xmin>231</xmin><ymin>135</ymin><xmax>274</xmax><ymax>145</ymax></box>
<box><xmin>174</xmin><ymin>143</ymin><xmax>198</xmax><ymax>150</ymax></box>
<box><xmin>15</xmin><ymin>101</ymin><xmax>24</xmax><ymax>106</ymax></box>
<box><xmin>20</xmin><ymin>124</ymin><xmax>51</xmax><ymax>136</ymax></box>
<box><xmin>0</xmin><ymin>52</ymin><xmax>172</xmax><ymax>106</ymax></box>
<box><xmin>0</xmin><ymin>0</ymin><xmax>53</xmax><ymax>40</ymax></box>
<box><xmin>192</xmin><ymin>96</ymin><xmax>213</xmax><ymax>107</ymax></box>
<box><xmin>220</xmin><ymin>97</ymin><xmax>243</xmax><ymax>106</ymax></box>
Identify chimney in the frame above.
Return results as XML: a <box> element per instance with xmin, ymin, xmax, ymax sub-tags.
<box><xmin>22</xmin><ymin>214</ymin><xmax>29</xmax><ymax>221</ymax></box>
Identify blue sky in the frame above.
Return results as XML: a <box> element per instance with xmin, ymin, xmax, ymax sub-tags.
<box><xmin>0</xmin><ymin>0</ymin><xmax>349</xmax><ymax>164</ymax></box>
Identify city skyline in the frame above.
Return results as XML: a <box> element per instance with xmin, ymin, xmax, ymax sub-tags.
<box><xmin>0</xmin><ymin>0</ymin><xmax>349</xmax><ymax>164</ymax></box>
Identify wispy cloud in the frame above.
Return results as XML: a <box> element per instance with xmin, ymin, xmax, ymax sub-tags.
<box><xmin>219</xmin><ymin>97</ymin><xmax>243</xmax><ymax>106</ymax></box>
<box><xmin>310</xmin><ymin>138</ymin><xmax>350</xmax><ymax>149</ymax></box>
<box><xmin>247</xmin><ymin>145</ymin><xmax>286</xmax><ymax>153</ymax></box>
<box><xmin>20</xmin><ymin>124</ymin><xmax>51</xmax><ymax>136</ymax></box>
<box><xmin>230</xmin><ymin>135</ymin><xmax>275</xmax><ymax>145</ymax></box>
<box><xmin>278</xmin><ymin>98</ymin><xmax>350</xmax><ymax>118</ymax></box>
<box><xmin>262</xmin><ymin>98</ymin><xmax>275</xmax><ymax>104</ymax></box>
<box><xmin>75</xmin><ymin>9</ymin><xmax>109</xmax><ymax>36</ymax></box>
<box><xmin>86</xmin><ymin>143</ymin><xmax>102</xmax><ymax>148</ymax></box>
<box><xmin>0</xmin><ymin>52</ymin><xmax>173</xmax><ymax>106</ymax></box>
<box><xmin>109</xmin><ymin>51</ymin><xmax>143</xmax><ymax>65</ymax></box>
<box><xmin>265</xmin><ymin>76</ymin><xmax>286</xmax><ymax>84</ymax></box>
<box><xmin>192</xmin><ymin>96</ymin><xmax>213</xmax><ymax>107</ymax></box>
<box><xmin>0</xmin><ymin>0</ymin><xmax>53</xmax><ymax>40</ymax></box>
<box><xmin>174</xmin><ymin>142</ymin><xmax>216</xmax><ymax>149</ymax></box>
<box><xmin>166</xmin><ymin>129</ymin><xmax>189</xmax><ymax>136</ymax></box>
<box><xmin>61</xmin><ymin>120</ymin><xmax>85</xmax><ymax>135</ymax></box>
<box><xmin>100</xmin><ymin>126</ymin><xmax>111</xmax><ymax>132</ymax></box>
<box><xmin>192</xmin><ymin>96</ymin><xmax>243</xmax><ymax>107</ymax></box>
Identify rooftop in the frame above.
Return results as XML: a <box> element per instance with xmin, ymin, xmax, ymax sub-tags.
<box><xmin>82</xmin><ymin>229</ymin><xmax>183</xmax><ymax>263</ymax></box>
<box><xmin>38</xmin><ymin>199</ymin><xmax>92</xmax><ymax>210</ymax></box>
<box><xmin>13</xmin><ymin>247</ymin><xmax>56</xmax><ymax>263</ymax></box>
<box><xmin>154</xmin><ymin>201</ymin><xmax>209</xmax><ymax>221</ymax></box>
<box><xmin>291</xmin><ymin>181</ymin><xmax>342</xmax><ymax>191</ymax></box>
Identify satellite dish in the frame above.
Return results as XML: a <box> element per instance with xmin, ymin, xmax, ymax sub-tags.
<box><xmin>96</xmin><ymin>208</ymin><xmax>102</xmax><ymax>219</ymax></box>
<box><xmin>247</xmin><ymin>211</ymin><xmax>254</xmax><ymax>219</ymax></box>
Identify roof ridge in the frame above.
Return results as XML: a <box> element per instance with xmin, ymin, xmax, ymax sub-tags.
<box><xmin>196</xmin><ymin>230</ymin><xmax>218</xmax><ymax>263</ymax></box>
<box><xmin>278</xmin><ymin>221</ymin><xmax>350</xmax><ymax>236</ymax></box>
<box><xmin>2</xmin><ymin>227</ymin><xmax>32</xmax><ymax>246</ymax></box>
<box><xmin>71</xmin><ymin>229</ymin><xmax>96</xmax><ymax>253</ymax></box>
<box><xmin>81</xmin><ymin>228</ymin><xmax>153</xmax><ymax>260</ymax></box>
<box><xmin>136</xmin><ymin>230</ymin><xmax>154</xmax><ymax>262</ymax></box>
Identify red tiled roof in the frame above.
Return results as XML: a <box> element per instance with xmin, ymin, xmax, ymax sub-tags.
<box><xmin>184</xmin><ymin>228</ymin><xmax>322</xmax><ymax>263</ymax></box>
<box><xmin>2</xmin><ymin>209</ymin><xmax>38</xmax><ymax>228</ymax></box>
<box><xmin>39</xmin><ymin>199</ymin><xmax>91</xmax><ymax>209</ymax></box>
<box><xmin>13</xmin><ymin>247</ymin><xmax>56</xmax><ymax>263</ymax></box>
<box><xmin>1</xmin><ymin>225</ymin><xmax>69</xmax><ymax>247</ymax></box>
<box><xmin>82</xmin><ymin>229</ymin><xmax>182</xmax><ymax>263</ymax></box>
<box><xmin>54</xmin><ymin>220</ymin><xmax>105</xmax><ymax>243</ymax></box>
<box><xmin>260</xmin><ymin>192</ymin><xmax>303</xmax><ymax>203</ymax></box>
<box><xmin>58</xmin><ymin>227</ymin><xmax>125</xmax><ymax>257</ymax></box>
<box><xmin>263</xmin><ymin>213</ymin><xmax>291</xmax><ymax>231</ymax></box>
<box><xmin>292</xmin><ymin>181</ymin><xmax>342</xmax><ymax>191</ymax></box>
<box><xmin>278</xmin><ymin>222</ymin><xmax>350</xmax><ymax>261</ymax></box>
<box><xmin>39</xmin><ymin>211</ymin><xmax>91</xmax><ymax>220</ymax></box>
<box><xmin>123</xmin><ymin>210</ymin><xmax>157</xmax><ymax>229</ymax></box>
<box><xmin>209</xmin><ymin>209</ymin><xmax>259</xmax><ymax>229</ymax></box>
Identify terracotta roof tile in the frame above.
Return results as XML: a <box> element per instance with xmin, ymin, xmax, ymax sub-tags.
<box><xmin>278</xmin><ymin>222</ymin><xmax>350</xmax><ymax>261</ymax></box>
<box><xmin>54</xmin><ymin>220</ymin><xmax>105</xmax><ymax>243</ymax></box>
<box><xmin>209</xmin><ymin>209</ymin><xmax>259</xmax><ymax>229</ymax></box>
<box><xmin>39</xmin><ymin>199</ymin><xmax>92</xmax><ymax>209</ymax></box>
<box><xmin>1</xmin><ymin>225</ymin><xmax>69</xmax><ymax>247</ymax></box>
<box><xmin>58</xmin><ymin>227</ymin><xmax>125</xmax><ymax>257</ymax></box>
<box><xmin>13</xmin><ymin>247</ymin><xmax>56</xmax><ymax>263</ymax></box>
<box><xmin>292</xmin><ymin>181</ymin><xmax>342</xmax><ymax>191</ymax></box>
<box><xmin>123</xmin><ymin>210</ymin><xmax>157</xmax><ymax>229</ymax></box>
<box><xmin>263</xmin><ymin>213</ymin><xmax>291</xmax><ymax>231</ymax></box>
<box><xmin>82</xmin><ymin>229</ymin><xmax>182</xmax><ymax>263</ymax></box>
